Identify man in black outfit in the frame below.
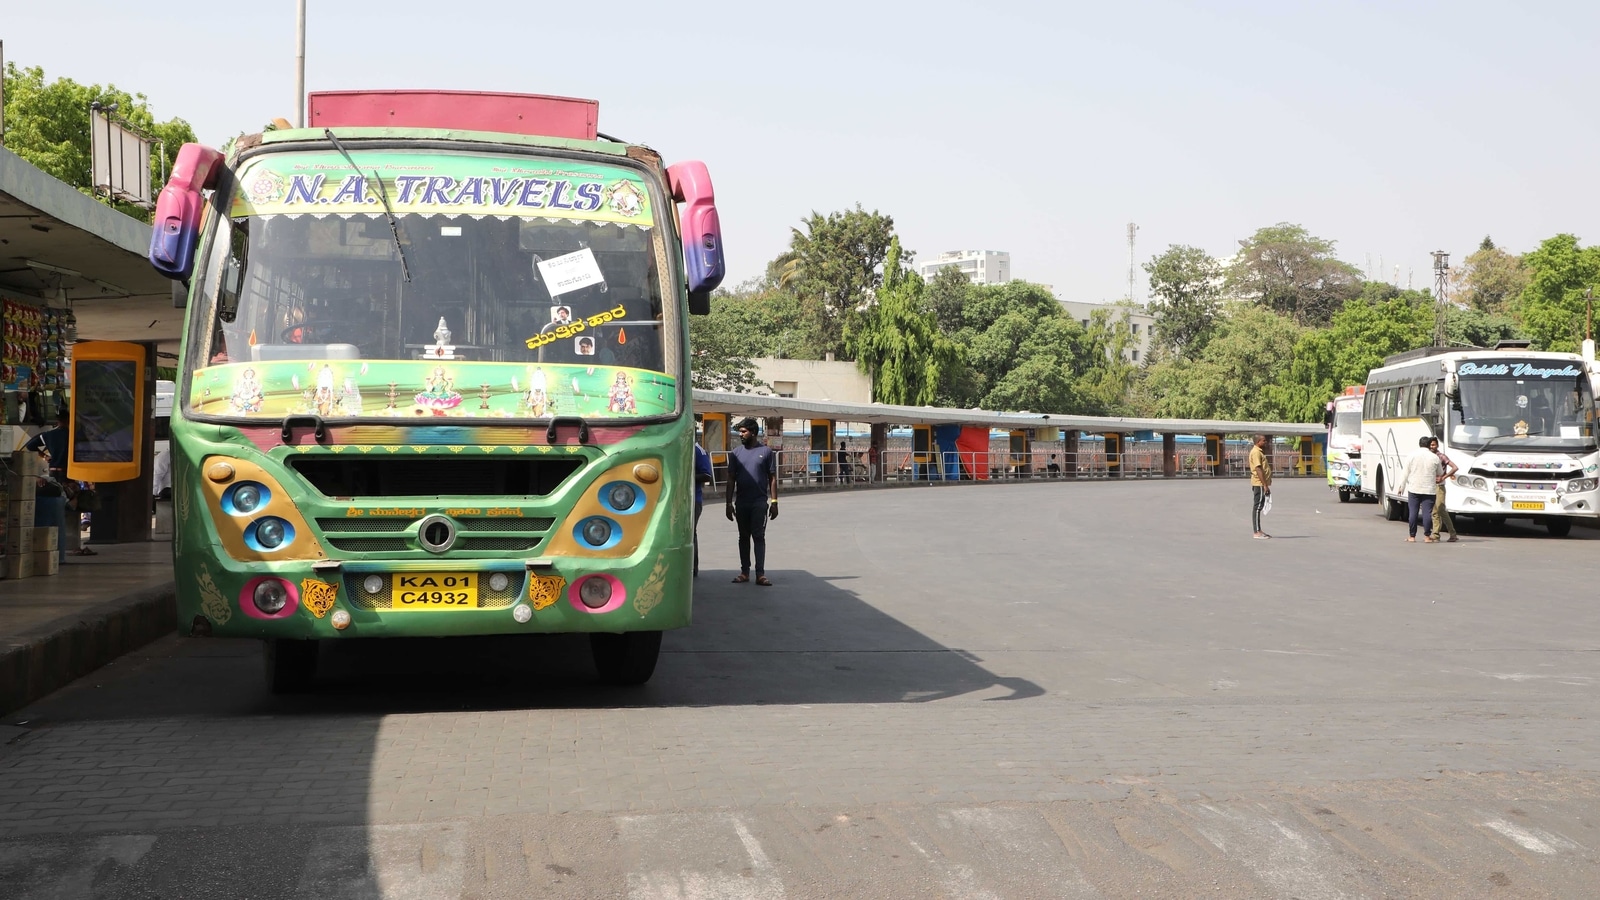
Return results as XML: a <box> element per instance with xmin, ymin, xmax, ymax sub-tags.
<box><xmin>725</xmin><ymin>417</ymin><xmax>777</xmax><ymax>586</ymax></box>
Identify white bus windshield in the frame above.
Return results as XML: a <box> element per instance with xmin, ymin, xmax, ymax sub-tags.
<box><xmin>1450</xmin><ymin>362</ymin><xmax>1597</xmax><ymax>453</ymax></box>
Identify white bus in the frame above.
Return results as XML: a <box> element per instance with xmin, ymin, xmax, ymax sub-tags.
<box><xmin>1360</xmin><ymin>343</ymin><xmax>1600</xmax><ymax>536</ymax></box>
<box><xmin>1324</xmin><ymin>385</ymin><xmax>1365</xmax><ymax>502</ymax></box>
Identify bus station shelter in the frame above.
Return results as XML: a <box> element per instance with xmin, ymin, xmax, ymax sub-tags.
<box><xmin>1</xmin><ymin>147</ymin><xmax>181</xmax><ymax>540</ymax></box>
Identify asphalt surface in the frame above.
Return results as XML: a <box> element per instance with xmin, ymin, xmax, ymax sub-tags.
<box><xmin>2</xmin><ymin>477</ymin><xmax>1598</xmax><ymax>898</ymax></box>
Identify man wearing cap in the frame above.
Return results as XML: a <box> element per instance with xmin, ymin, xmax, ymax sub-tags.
<box><xmin>725</xmin><ymin>417</ymin><xmax>777</xmax><ymax>586</ymax></box>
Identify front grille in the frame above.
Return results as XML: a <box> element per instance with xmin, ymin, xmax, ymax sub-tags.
<box><xmin>327</xmin><ymin>537</ymin><xmax>411</xmax><ymax>552</ymax></box>
<box><xmin>317</xmin><ymin>516</ymin><xmax>553</xmax><ymax>555</ymax></box>
<box><xmin>458</xmin><ymin>517</ymin><xmax>555</xmax><ymax>532</ymax></box>
<box><xmin>458</xmin><ymin>537</ymin><xmax>543</xmax><ymax>551</ymax></box>
<box><xmin>290</xmin><ymin>456</ymin><xmax>583</xmax><ymax>498</ymax></box>
<box><xmin>342</xmin><ymin>571</ymin><xmax>525</xmax><ymax>610</ymax></box>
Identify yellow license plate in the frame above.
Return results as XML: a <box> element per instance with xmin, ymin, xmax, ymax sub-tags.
<box><xmin>1512</xmin><ymin>501</ymin><xmax>1544</xmax><ymax>511</ymax></box>
<box><xmin>392</xmin><ymin>573</ymin><xmax>478</xmax><ymax>610</ymax></box>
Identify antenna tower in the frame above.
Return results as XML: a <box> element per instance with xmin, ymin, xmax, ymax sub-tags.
<box><xmin>1431</xmin><ymin>250</ymin><xmax>1450</xmax><ymax>347</ymax></box>
<box><xmin>1126</xmin><ymin>222</ymin><xmax>1139</xmax><ymax>303</ymax></box>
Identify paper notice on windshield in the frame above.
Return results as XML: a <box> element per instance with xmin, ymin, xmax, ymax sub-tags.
<box><xmin>537</xmin><ymin>248</ymin><xmax>605</xmax><ymax>297</ymax></box>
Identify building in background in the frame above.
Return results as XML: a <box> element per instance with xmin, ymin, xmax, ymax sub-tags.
<box><xmin>1058</xmin><ymin>300</ymin><xmax>1155</xmax><ymax>364</ymax></box>
<box><xmin>918</xmin><ymin>250</ymin><xmax>1010</xmax><ymax>285</ymax></box>
<box><xmin>750</xmin><ymin>357</ymin><xmax>873</xmax><ymax>403</ymax></box>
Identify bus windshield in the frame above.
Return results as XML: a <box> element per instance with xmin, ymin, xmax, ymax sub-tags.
<box><xmin>1331</xmin><ymin>406</ymin><xmax>1361</xmax><ymax>439</ymax></box>
<box><xmin>1450</xmin><ymin>361</ymin><xmax>1598</xmax><ymax>453</ymax></box>
<box><xmin>187</xmin><ymin>147</ymin><xmax>678</xmax><ymax>422</ymax></box>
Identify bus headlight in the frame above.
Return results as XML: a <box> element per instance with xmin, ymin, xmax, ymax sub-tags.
<box><xmin>227</xmin><ymin>482</ymin><xmax>270</xmax><ymax>515</ymax></box>
<box><xmin>1569</xmin><ymin>478</ymin><xmax>1597</xmax><ymax>492</ymax></box>
<box><xmin>605</xmin><ymin>483</ymin><xmax>639</xmax><ymax>512</ymax></box>
<box><xmin>253</xmin><ymin>580</ymin><xmax>290</xmax><ymax>614</ymax></box>
<box><xmin>580</xmin><ymin>517</ymin><xmax>614</xmax><ymax>547</ymax></box>
<box><xmin>252</xmin><ymin>517</ymin><xmax>293</xmax><ymax>550</ymax></box>
<box><xmin>578</xmin><ymin>576</ymin><xmax>613</xmax><ymax>609</ymax></box>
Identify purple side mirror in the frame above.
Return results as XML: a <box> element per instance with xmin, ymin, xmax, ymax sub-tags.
<box><xmin>666</xmin><ymin>161</ymin><xmax>724</xmax><ymax>314</ymax></box>
<box><xmin>149</xmin><ymin>143</ymin><xmax>225</xmax><ymax>280</ymax></box>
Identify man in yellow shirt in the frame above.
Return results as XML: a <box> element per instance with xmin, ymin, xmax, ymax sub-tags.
<box><xmin>1249</xmin><ymin>433</ymin><xmax>1273</xmax><ymax>539</ymax></box>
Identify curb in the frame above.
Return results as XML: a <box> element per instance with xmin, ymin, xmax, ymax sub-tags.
<box><xmin>0</xmin><ymin>582</ymin><xmax>176</xmax><ymax>716</ymax></box>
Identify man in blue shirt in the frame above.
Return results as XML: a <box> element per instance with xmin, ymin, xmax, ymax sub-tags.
<box><xmin>693</xmin><ymin>437</ymin><xmax>713</xmax><ymax>577</ymax></box>
<box><xmin>724</xmin><ymin>417</ymin><xmax>777</xmax><ymax>586</ymax></box>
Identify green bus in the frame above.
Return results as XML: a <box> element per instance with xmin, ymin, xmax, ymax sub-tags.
<box><xmin>147</xmin><ymin>90</ymin><xmax>725</xmax><ymax>690</ymax></box>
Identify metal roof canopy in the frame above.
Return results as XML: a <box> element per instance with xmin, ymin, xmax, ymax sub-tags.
<box><xmin>692</xmin><ymin>389</ymin><xmax>1324</xmax><ymax>437</ymax></box>
<box><xmin>0</xmin><ymin>147</ymin><xmax>181</xmax><ymax>353</ymax></box>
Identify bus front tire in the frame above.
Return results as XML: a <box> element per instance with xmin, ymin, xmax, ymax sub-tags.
<box><xmin>265</xmin><ymin>639</ymin><xmax>319</xmax><ymax>693</ymax></box>
<box><xmin>591</xmin><ymin>631</ymin><xmax>662</xmax><ymax>685</ymax></box>
<box><xmin>1546</xmin><ymin>517</ymin><xmax>1573</xmax><ymax>537</ymax></box>
<box><xmin>1376</xmin><ymin>472</ymin><xmax>1404</xmax><ymax>521</ymax></box>
<box><xmin>1337</xmin><ymin>489</ymin><xmax>1352</xmax><ymax>503</ymax></box>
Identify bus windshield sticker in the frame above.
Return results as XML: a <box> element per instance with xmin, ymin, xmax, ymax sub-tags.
<box><xmin>537</xmin><ymin>248</ymin><xmax>605</xmax><ymax>296</ymax></box>
<box><xmin>1458</xmin><ymin>361</ymin><xmax>1583</xmax><ymax>379</ymax></box>
<box><xmin>192</xmin><ymin>359</ymin><xmax>675</xmax><ymax>421</ymax></box>
<box><xmin>232</xmin><ymin>152</ymin><xmax>655</xmax><ymax>228</ymax></box>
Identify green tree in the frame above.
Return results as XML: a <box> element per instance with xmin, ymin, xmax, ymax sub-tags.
<box><xmin>1225</xmin><ymin>223</ymin><xmax>1361</xmax><ymax>326</ymax></box>
<box><xmin>1276</xmin><ymin>284</ymin><xmax>1433</xmax><ymax>421</ymax></box>
<box><xmin>1445</xmin><ymin>305</ymin><xmax>1522</xmax><ymax>349</ymax></box>
<box><xmin>687</xmin><ymin>290</ymin><xmax>769</xmax><ymax>393</ymax></box>
<box><xmin>1131</xmin><ymin>304</ymin><xmax>1304</xmax><ymax>420</ymax></box>
<box><xmin>783</xmin><ymin>204</ymin><xmax>903</xmax><ymax>359</ymax></box>
<box><xmin>921</xmin><ymin>265</ymin><xmax>972</xmax><ymax>336</ymax></box>
<box><xmin>1514</xmin><ymin>234</ymin><xmax>1600</xmax><ymax>352</ymax></box>
<box><xmin>1</xmin><ymin>63</ymin><xmax>196</xmax><ymax>222</ymax></box>
<box><xmin>844</xmin><ymin>239</ymin><xmax>962</xmax><ymax>406</ymax></box>
<box><xmin>944</xmin><ymin>281</ymin><xmax>1121</xmax><ymax>414</ymax></box>
<box><xmin>1143</xmin><ymin>244</ymin><xmax>1222</xmax><ymax>355</ymax></box>
<box><xmin>1452</xmin><ymin>239</ymin><xmax>1528</xmax><ymax>315</ymax></box>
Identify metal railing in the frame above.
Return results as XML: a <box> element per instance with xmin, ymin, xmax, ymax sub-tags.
<box><xmin>707</xmin><ymin>441</ymin><xmax>1312</xmax><ymax>493</ymax></box>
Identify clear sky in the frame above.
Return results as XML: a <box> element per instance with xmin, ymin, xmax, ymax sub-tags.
<box><xmin>5</xmin><ymin>1</ymin><xmax>1596</xmax><ymax>304</ymax></box>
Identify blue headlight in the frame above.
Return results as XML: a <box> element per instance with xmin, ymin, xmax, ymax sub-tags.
<box><xmin>228</xmin><ymin>482</ymin><xmax>269</xmax><ymax>515</ymax></box>
<box><xmin>247</xmin><ymin>517</ymin><xmax>295</xmax><ymax>551</ymax></box>
<box><xmin>581</xmin><ymin>517</ymin><xmax>612</xmax><ymax>547</ymax></box>
<box><xmin>606</xmin><ymin>483</ymin><xmax>638</xmax><ymax>511</ymax></box>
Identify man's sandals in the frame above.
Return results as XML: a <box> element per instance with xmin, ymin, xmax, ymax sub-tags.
<box><xmin>732</xmin><ymin>574</ymin><xmax>773</xmax><ymax>586</ymax></box>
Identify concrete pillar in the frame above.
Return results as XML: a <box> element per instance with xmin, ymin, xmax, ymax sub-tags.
<box><xmin>1062</xmin><ymin>430</ymin><xmax>1080</xmax><ymax>480</ymax></box>
<box><xmin>1162</xmin><ymin>433</ymin><xmax>1177</xmax><ymax>478</ymax></box>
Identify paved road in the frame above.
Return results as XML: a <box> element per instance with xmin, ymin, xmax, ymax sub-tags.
<box><xmin>3</xmin><ymin>478</ymin><xmax>1598</xmax><ymax>898</ymax></box>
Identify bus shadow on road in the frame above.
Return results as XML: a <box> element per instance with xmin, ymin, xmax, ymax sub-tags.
<box><xmin>250</xmin><ymin>565</ymin><xmax>1044</xmax><ymax>713</ymax></box>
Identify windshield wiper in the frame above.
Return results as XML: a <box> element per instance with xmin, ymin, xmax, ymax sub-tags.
<box><xmin>324</xmin><ymin>128</ymin><xmax>411</xmax><ymax>283</ymax></box>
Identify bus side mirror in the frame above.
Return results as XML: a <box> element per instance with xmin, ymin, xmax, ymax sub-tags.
<box><xmin>666</xmin><ymin>161</ymin><xmax>724</xmax><ymax>316</ymax></box>
<box><xmin>148</xmin><ymin>143</ymin><xmax>225</xmax><ymax>280</ymax></box>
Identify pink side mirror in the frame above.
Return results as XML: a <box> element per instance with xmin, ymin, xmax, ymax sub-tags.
<box><xmin>148</xmin><ymin>143</ymin><xmax>225</xmax><ymax>280</ymax></box>
<box><xmin>666</xmin><ymin>161</ymin><xmax>725</xmax><ymax>314</ymax></box>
